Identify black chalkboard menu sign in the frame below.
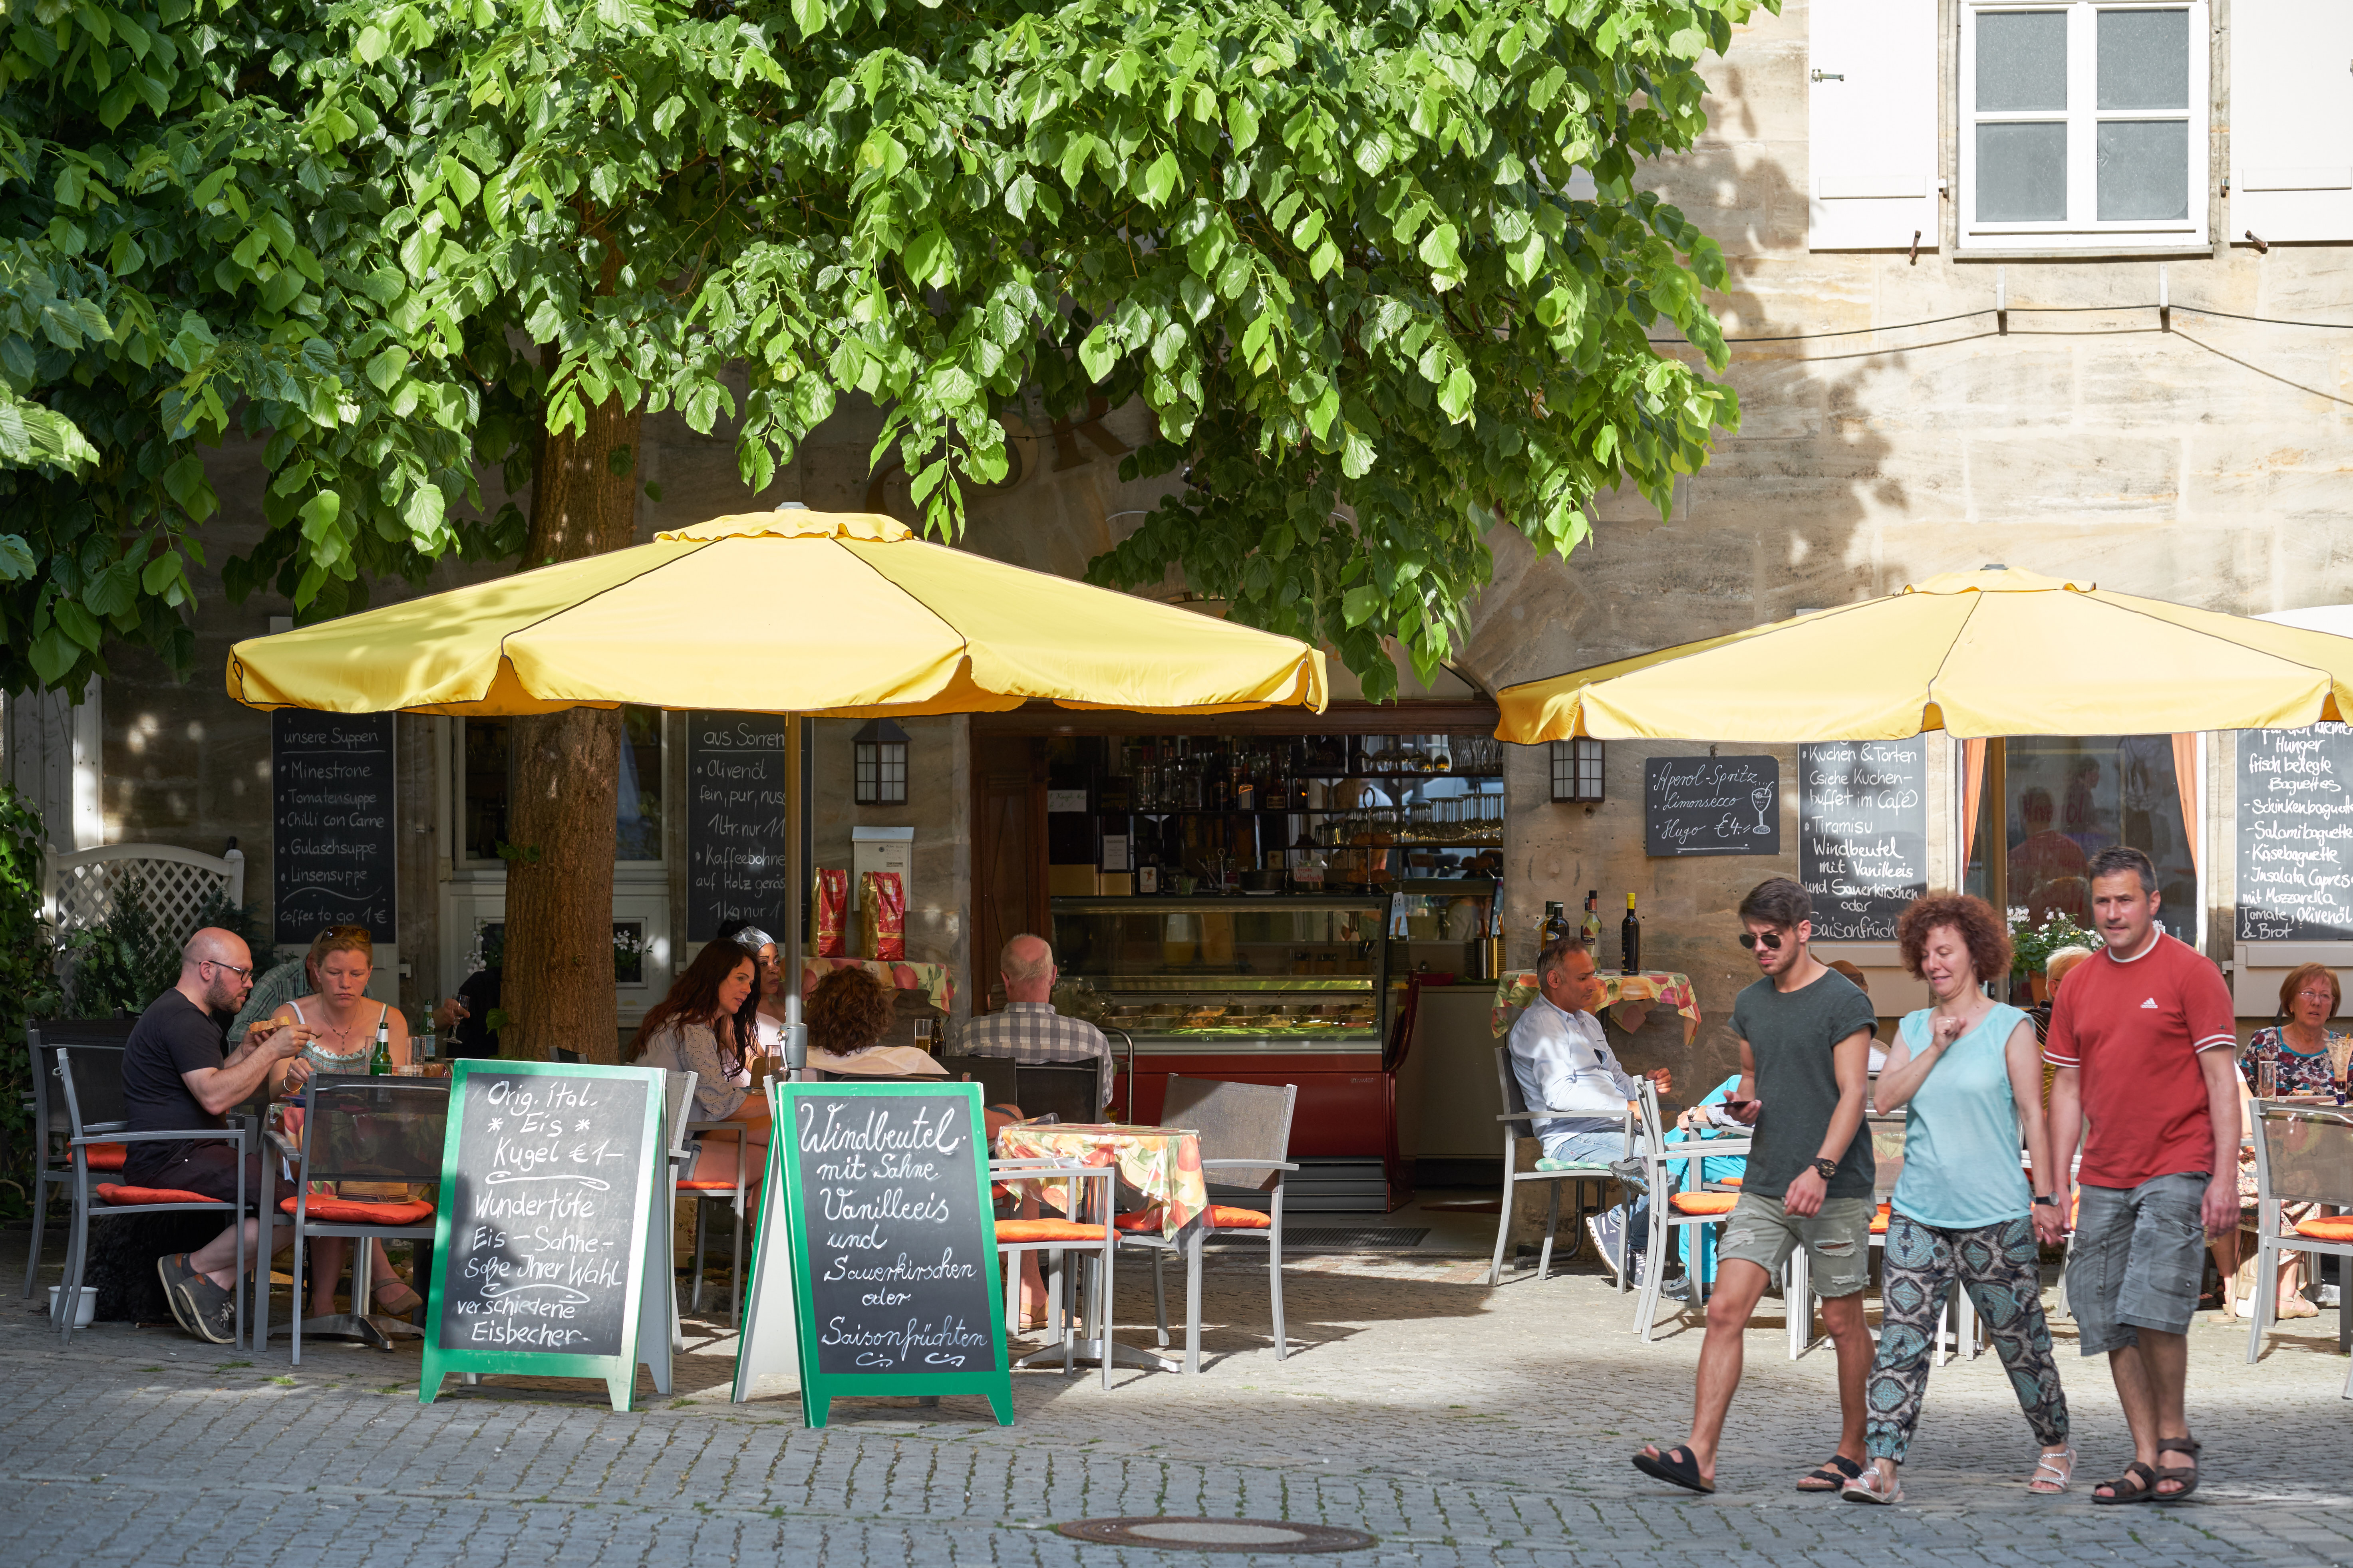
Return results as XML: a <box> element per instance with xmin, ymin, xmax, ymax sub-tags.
<box><xmin>271</xmin><ymin>710</ymin><xmax>397</xmax><ymax>944</ymax></box>
<box><xmin>2236</xmin><ymin>724</ymin><xmax>2353</xmax><ymax>941</ymax></box>
<box><xmin>420</xmin><ymin>1060</ymin><xmax>666</xmax><ymax>1411</ymax></box>
<box><xmin>1644</xmin><ymin>755</ymin><xmax>1782</xmax><ymax>857</ymax></box>
<box><xmin>686</xmin><ymin>711</ymin><xmax>793</xmax><ymax>942</ymax></box>
<box><xmin>736</xmin><ymin>1081</ymin><xmax>1012</xmax><ymax>1426</ymax></box>
<box><xmin>1799</xmin><ymin>741</ymin><xmax>1929</xmax><ymax>941</ymax></box>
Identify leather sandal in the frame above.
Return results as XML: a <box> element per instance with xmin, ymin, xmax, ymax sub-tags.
<box><xmin>2091</xmin><ymin>1459</ymin><xmax>2160</xmax><ymax>1504</ymax></box>
<box><xmin>1796</xmin><ymin>1455</ymin><xmax>1863</xmax><ymax>1492</ymax></box>
<box><xmin>2154</xmin><ymin>1436</ymin><xmax>2201</xmax><ymax>1501</ymax></box>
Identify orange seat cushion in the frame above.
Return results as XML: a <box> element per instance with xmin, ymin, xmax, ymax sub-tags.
<box><xmin>1669</xmin><ymin>1192</ymin><xmax>1739</xmax><ymax>1216</ymax></box>
<box><xmin>2294</xmin><ymin>1215</ymin><xmax>2353</xmax><ymax>1242</ymax></box>
<box><xmin>1112</xmin><ymin>1204</ymin><xmax>1273</xmax><ymax>1232</ymax></box>
<box><xmin>994</xmin><ymin>1219</ymin><xmax>1107</xmax><ymax>1243</ymax></box>
<box><xmin>96</xmin><ymin>1183</ymin><xmax>224</xmax><ymax>1207</ymax></box>
<box><xmin>1871</xmin><ymin>1203</ymin><xmax>1893</xmax><ymax>1235</ymax></box>
<box><xmin>1717</xmin><ymin>1176</ymin><xmax>1743</xmax><ymax>1187</ymax></box>
<box><xmin>283</xmin><ymin>1195</ymin><xmax>435</xmax><ymax>1225</ymax></box>
<box><xmin>677</xmin><ymin>1179</ymin><xmax>743</xmax><ymax>1192</ymax></box>
<box><xmin>83</xmin><ymin>1143</ymin><xmax>127</xmax><ymax>1171</ymax></box>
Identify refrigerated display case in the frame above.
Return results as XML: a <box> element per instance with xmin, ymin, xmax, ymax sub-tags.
<box><xmin>1048</xmin><ymin>893</ymin><xmax>1397</xmax><ymax>1208</ymax></box>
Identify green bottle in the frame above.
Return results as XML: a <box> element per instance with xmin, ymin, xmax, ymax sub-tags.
<box><xmin>368</xmin><ymin>1014</ymin><xmax>393</xmax><ymax>1076</ymax></box>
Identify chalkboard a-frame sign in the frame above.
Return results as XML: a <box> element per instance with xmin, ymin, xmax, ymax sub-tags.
<box><xmin>419</xmin><ymin>1060</ymin><xmax>669</xmax><ymax>1412</ymax></box>
<box><xmin>733</xmin><ymin>1080</ymin><xmax>1012</xmax><ymax>1427</ymax></box>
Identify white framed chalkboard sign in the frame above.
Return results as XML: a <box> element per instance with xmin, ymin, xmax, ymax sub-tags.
<box><xmin>732</xmin><ymin>1080</ymin><xmax>1012</xmax><ymax>1427</ymax></box>
<box><xmin>2237</xmin><ymin>724</ymin><xmax>2353</xmax><ymax>941</ymax></box>
<box><xmin>1644</xmin><ymin>755</ymin><xmax>1782</xmax><ymax>857</ymax></box>
<box><xmin>419</xmin><ymin>1059</ymin><xmax>670</xmax><ymax>1411</ymax></box>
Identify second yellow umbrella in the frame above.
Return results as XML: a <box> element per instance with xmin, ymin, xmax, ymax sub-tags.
<box><xmin>1495</xmin><ymin>566</ymin><xmax>2353</xmax><ymax>743</ymax></box>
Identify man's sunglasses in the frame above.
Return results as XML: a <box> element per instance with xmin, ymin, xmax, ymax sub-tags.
<box><xmin>1737</xmin><ymin>931</ymin><xmax>1784</xmax><ymax>951</ymax></box>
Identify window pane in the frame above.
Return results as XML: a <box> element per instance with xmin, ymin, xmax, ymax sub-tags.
<box><xmin>2098</xmin><ymin>119</ymin><xmax>2189</xmax><ymax>220</ymax></box>
<box><xmin>1976</xmin><ymin>123</ymin><xmax>2069</xmax><ymax>220</ymax></box>
<box><xmin>2005</xmin><ymin>735</ymin><xmax>2195</xmax><ymax>944</ymax></box>
<box><xmin>462</xmin><ymin>718</ymin><xmax>511</xmax><ymax>861</ymax></box>
<box><xmin>2097</xmin><ymin>8</ymin><xmax>2188</xmax><ymax>110</ymax></box>
<box><xmin>616</xmin><ymin>705</ymin><xmax>663</xmax><ymax>861</ymax></box>
<box><xmin>1977</xmin><ymin>10</ymin><xmax>2068</xmax><ymax>111</ymax></box>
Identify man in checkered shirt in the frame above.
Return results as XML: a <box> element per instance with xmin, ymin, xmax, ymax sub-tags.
<box><xmin>956</xmin><ymin>934</ymin><xmax>1114</xmax><ymax>1106</ymax></box>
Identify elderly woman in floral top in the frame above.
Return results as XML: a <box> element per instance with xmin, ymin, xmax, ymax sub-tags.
<box><xmin>2215</xmin><ymin>963</ymin><xmax>2345</xmax><ymax>1321</ymax></box>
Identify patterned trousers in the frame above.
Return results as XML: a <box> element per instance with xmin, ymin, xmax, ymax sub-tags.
<box><xmin>1863</xmin><ymin>1211</ymin><xmax>2070</xmax><ymax>1464</ymax></box>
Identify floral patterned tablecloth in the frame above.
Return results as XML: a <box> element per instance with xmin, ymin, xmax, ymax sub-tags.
<box><xmin>799</xmin><ymin>957</ymin><xmax>956</xmax><ymax>1015</ymax></box>
<box><xmin>993</xmin><ymin>1122</ymin><xmax>1211</xmax><ymax>1241</ymax></box>
<box><xmin>1489</xmin><ymin>970</ymin><xmax>1703</xmax><ymax>1044</ymax></box>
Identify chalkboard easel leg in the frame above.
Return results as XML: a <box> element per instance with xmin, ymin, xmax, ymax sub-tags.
<box><xmin>607</xmin><ymin>1371</ymin><xmax>636</xmax><ymax>1413</ymax></box>
<box><xmin>987</xmin><ymin>1389</ymin><xmax>1014</xmax><ymax>1427</ymax></box>
<box><xmin>800</xmin><ymin>1391</ymin><xmax>830</xmax><ymax>1429</ymax></box>
<box><xmin>417</xmin><ymin>1359</ymin><xmax>443</xmax><ymax>1405</ymax></box>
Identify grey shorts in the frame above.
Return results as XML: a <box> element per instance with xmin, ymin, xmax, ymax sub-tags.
<box><xmin>1718</xmin><ymin>1191</ymin><xmax>1874</xmax><ymax>1299</ymax></box>
<box><xmin>2068</xmin><ymin>1172</ymin><xmax>2209</xmax><ymax>1356</ymax></box>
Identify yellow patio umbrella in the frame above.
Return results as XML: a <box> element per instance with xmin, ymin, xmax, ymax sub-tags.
<box><xmin>226</xmin><ymin>508</ymin><xmax>1326</xmax><ymax>716</ymax></box>
<box><xmin>1495</xmin><ymin>566</ymin><xmax>2353</xmax><ymax>743</ymax></box>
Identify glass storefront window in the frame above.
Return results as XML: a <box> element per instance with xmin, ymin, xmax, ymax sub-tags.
<box><xmin>460</xmin><ymin>707</ymin><xmax>665</xmax><ymax>865</ymax></box>
<box><xmin>1962</xmin><ymin>734</ymin><xmax>2196</xmax><ymax>942</ymax></box>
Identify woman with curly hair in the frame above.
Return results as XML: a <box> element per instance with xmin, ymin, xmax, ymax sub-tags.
<box><xmin>1844</xmin><ymin>893</ymin><xmax>2074</xmax><ymax>1505</ymax></box>
<box><xmin>805</xmin><ymin>966</ymin><xmax>946</xmax><ymax>1078</ymax></box>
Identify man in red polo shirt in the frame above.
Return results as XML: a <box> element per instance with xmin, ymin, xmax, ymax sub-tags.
<box><xmin>2045</xmin><ymin>846</ymin><xmax>2239</xmax><ymax>1504</ymax></box>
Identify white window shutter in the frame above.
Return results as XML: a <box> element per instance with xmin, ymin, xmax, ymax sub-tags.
<box><xmin>1808</xmin><ymin>0</ymin><xmax>1938</xmax><ymax>250</ymax></box>
<box><xmin>2231</xmin><ymin>0</ymin><xmax>2353</xmax><ymax>244</ymax></box>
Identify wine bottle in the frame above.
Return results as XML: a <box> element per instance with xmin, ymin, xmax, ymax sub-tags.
<box><xmin>1540</xmin><ymin>900</ymin><xmax>1571</xmax><ymax>947</ymax></box>
<box><xmin>1621</xmin><ymin>893</ymin><xmax>1642</xmax><ymax>975</ymax></box>
<box><xmin>1580</xmin><ymin>889</ymin><xmax>1602</xmax><ymax>948</ymax></box>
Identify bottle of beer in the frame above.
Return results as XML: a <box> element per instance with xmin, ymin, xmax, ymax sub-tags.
<box><xmin>1621</xmin><ymin>893</ymin><xmax>1643</xmax><ymax>975</ymax></box>
<box><xmin>368</xmin><ymin>1014</ymin><xmax>393</xmax><ymax>1076</ymax></box>
<box><xmin>418</xmin><ymin>1010</ymin><xmax>439</xmax><ymax>1064</ymax></box>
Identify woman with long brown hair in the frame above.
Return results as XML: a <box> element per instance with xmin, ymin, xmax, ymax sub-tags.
<box><xmin>632</xmin><ymin>939</ymin><xmax>770</xmax><ymax>1209</ymax></box>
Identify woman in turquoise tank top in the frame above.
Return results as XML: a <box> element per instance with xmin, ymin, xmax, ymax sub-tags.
<box><xmin>1842</xmin><ymin>894</ymin><xmax>2073</xmax><ymax>1506</ymax></box>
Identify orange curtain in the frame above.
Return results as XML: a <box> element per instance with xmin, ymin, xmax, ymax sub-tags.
<box><xmin>2171</xmin><ymin>733</ymin><xmax>2199</xmax><ymax>873</ymax></box>
<box><xmin>1961</xmin><ymin>738</ymin><xmax>1987</xmax><ymax>863</ymax></box>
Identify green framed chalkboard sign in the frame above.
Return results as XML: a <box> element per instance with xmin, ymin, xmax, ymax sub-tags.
<box><xmin>420</xmin><ymin>1059</ymin><xmax>670</xmax><ymax>1412</ymax></box>
<box><xmin>735</xmin><ymin>1079</ymin><xmax>1013</xmax><ymax>1427</ymax></box>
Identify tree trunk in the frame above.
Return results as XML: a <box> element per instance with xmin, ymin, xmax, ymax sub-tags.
<box><xmin>501</xmin><ymin>390</ymin><xmax>644</xmax><ymax>1063</ymax></box>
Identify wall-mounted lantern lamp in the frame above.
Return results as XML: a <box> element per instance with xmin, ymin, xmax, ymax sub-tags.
<box><xmin>1550</xmin><ymin>738</ymin><xmax>1605</xmax><ymax>804</ymax></box>
<box><xmin>853</xmin><ymin>719</ymin><xmax>909</xmax><ymax>806</ymax></box>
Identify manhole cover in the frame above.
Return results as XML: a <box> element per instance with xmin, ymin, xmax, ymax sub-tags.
<box><xmin>1055</xmin><ymin>1516</ymin><xmax>1376</xmax><ymax>1553</ymax></box>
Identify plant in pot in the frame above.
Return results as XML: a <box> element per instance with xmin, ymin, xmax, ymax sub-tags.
<box><xmin>2008</xmin><ymin>907</ymin><xmax>2103</xmax><ymax>1002</ymax></box>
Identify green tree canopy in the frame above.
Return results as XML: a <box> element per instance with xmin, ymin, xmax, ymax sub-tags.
<box><xmin>3</xmin><ymin>0</ymin><xmax>1759</xmax><ymax>698</ymax></box>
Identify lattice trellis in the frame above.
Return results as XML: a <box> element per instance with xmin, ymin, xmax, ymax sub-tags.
<box><xmin>44</xmin><ymin>844</ymin><xmax>246</xmax><ymax>942</ymax></box>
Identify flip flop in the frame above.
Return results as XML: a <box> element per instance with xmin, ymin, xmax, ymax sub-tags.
<box><xmin>1842</xmin><ymin>1465</ymin><xmax>1901</xmax><ymax>1505</ymax></box>
<box><xmin>2154</xmin><ymin>1436</ymin><xmax>2201</xmax><ymax>1501</ymax></box>
<box><xmin>1631</xmin><ymin>1444</ymin><xmax>1716</xmax><ymax>1495</ymax></box>
<box><xmin>1796</xmin><ymin>1455</ymin><xmax>1863</xmax><ymax>1493</ymax></box>
<box><xmin>2091</xmin><ymin>1459</ymin><xmax>2159</xmax><ymax>1504</ymax></box>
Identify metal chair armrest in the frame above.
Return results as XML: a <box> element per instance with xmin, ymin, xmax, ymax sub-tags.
<box><xmin>78</xmin><ymin>1127</ymin><xmax>246</xmax><ymax>1147</ymax></box>
<box><xmin>1495</xmin><ymin>1108</ymin><xmax>1586</xmax><ymax>1122</ymax></box>
<box><xmin>1200</xmin><ymin>1159</ymin><xmax>1300</xmax><ymax>1172</ymax></box>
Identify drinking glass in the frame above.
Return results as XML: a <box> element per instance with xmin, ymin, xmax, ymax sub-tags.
<box><xmin>2256</xmin><ymin>1058</ymin><xmax>2279</xmax><ymax>1100</ymax></box>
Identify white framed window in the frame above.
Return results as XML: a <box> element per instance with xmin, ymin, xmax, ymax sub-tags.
<box><xmin>1958</xmin><ymin>1</ymin><xmax>2208</xmax><ymax>252</ymax></box>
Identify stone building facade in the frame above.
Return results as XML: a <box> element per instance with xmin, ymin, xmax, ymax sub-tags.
<box><xmin>8</xmin><ymin>0</ymin><xmax>2350</xmax><ymax>1089</ymax></box>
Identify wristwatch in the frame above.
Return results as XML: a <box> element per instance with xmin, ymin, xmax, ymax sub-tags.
<box><xmin>1810</xmin><ymin>1157</ymin><xmax>1839</xmax><ymax>1182</ymax></box>
<box><xmin>2033</xmin><ymin>1194</ymin><xmax>2059</xmax><ymax>1207</ymax></box>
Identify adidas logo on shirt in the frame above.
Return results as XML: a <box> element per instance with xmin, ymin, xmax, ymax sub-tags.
<box><xmin>2140</xmin><ymin>998</ymin><xmax>2160</xmax><ymax>1009</ymax></box>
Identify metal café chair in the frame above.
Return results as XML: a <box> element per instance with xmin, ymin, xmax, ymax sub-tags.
<box><xmin>22</xmin><ymin>1022</ymin><xmax>134</xmax><ymax>1297</ymax></box>
<box><xmin>1784</xmin><ymin>1111</ymin><xmax>1977</xmax><ymax>1364</ymax></box>
<box><xmin>278</xmin><ymin>1074</ymin><xmax>448</xmax><ymax>1362</ymax></box>
<box><xmin>680</xmin><ymin>1112</ymin><xmax>755</xmax><ymax>1328</ymax></box>
<box><xmin>53</xmin><ymin>1044</ymin><xmax>250</xmax><ymax>1345</ymax></box>
<box><xmin>1014</xmin><ymin>1060</ymin><xmax>1105</xmax><ymax>1126</ymax></box>
<box><xmin>1488</xmin><ymin>1046</ymin><xmax>1625</xmax><ymax>1286</ymax></box>
<box><xmin>992</xmin><ymin>1157</ymin><xmax>1116</xmax><ymax>1387</ymax></box>
<box><xmin>656</xmin><ymin>1069</ymin><xmax>700</xmax><ymax>1350</ymax></box>
<box><xmin>2244</xmin><ymin>1099</ymin><xmax>2353</xmax><ymax>1394</ymax></box>
<box><xmin>1115</xmin><ymin>1076</ymin><xmax>1300</xmax><ymax>1369</ymax></box>
<box><xmin>1629</xmin><ymin>1080</ymin><xmax>1760</xmax><ymax>1343</ymax></box>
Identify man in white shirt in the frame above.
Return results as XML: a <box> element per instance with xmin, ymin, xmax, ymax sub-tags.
<box><xmin>1508</xmin><ymin>935</ymin><xmax>1673</xmax><ymax>1282</ymax></box>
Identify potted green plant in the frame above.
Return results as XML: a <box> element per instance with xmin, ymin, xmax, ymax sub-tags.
<box><xmin>2008</xmin><ymin>907</ymin><xmax>2102</xmax><ymax>1001</ymax></box>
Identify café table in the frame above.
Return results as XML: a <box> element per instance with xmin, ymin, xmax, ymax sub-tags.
<box><xmin>993</xmin><ymin>1121</ymin><xmax>1214</xmax><ymax>1375</ymax></box>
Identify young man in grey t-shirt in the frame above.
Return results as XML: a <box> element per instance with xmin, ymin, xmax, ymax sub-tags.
<box><xmin>1634</xmin><ymin>877</ymin><xmax>1878</xmax><ymax>1496</ymax></box>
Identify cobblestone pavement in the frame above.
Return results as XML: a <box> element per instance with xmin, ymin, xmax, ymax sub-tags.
<box><xmin>7</xmin><ymin>1231</ymin><xmax>2350</xmax><ymax>1566</ymax></box>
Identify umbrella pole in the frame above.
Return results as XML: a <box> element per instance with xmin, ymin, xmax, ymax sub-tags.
<box><xmin>783</xmin><ymin>713</ymin><xmax>809</xmax><ymax>1082</ymax></box>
